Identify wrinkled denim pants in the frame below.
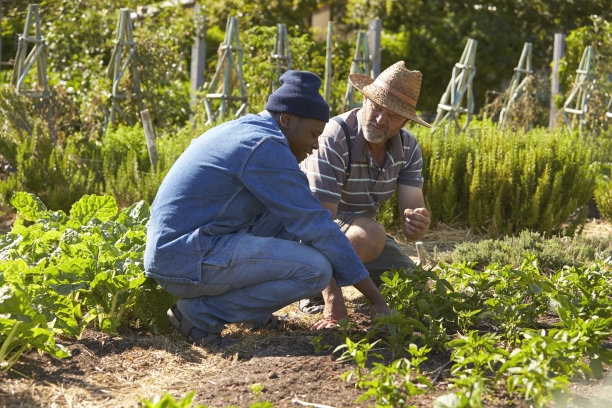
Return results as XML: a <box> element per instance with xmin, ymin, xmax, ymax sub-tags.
<box><xmin>157</xmin><ymin>215</ymin><xmax>333</xmax><ymax>333</ymax></box>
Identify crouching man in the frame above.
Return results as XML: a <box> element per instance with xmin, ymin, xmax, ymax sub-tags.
<box><xmin>144</xmin><ymin>71</ymin><xmax>390</xmax><ymax>347</ymax></box>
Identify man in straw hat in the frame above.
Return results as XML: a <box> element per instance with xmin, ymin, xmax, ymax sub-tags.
<box><xmin>145</xmin><ymin>70</ymin><xmax>390</xmax><ymax>347</ymax></box>
<box><xmin>300</xmin><ymin>61</ymin><xmax>431</xmax><ymax>328</ymax></box>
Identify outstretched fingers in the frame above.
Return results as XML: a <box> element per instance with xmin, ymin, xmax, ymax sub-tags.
<box><xmin>310</xmin><ymin>318</ymin><xmax>339</xmax><ymax>330</ymax></box>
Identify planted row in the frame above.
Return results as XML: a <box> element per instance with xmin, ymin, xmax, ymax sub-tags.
<box><xmin>0</xmin><ymin>192</ymin><xmax>173</xmax><ymax>371</ymax></box>
<box><xmin>332</xmin><ymin>259</ymin><xmax>612</xmax><ymax>407</ymax></box>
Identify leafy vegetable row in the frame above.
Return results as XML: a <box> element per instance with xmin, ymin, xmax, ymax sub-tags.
<box><xmin>0</xmin><ymin>192</ymin><xmax>172</xmax><ymax>371</ymax></box>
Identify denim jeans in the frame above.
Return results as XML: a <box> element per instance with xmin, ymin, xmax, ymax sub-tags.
<box><xmin>159</xmin><ymin>229</ymin><xmax>333</xmax><ymax>334</ymax></box>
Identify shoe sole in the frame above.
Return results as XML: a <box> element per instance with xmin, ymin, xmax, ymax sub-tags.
<box><xmin>167</xmin><ymin>305</ymin><xmax>222</xmax><ymax>348</ymax></box>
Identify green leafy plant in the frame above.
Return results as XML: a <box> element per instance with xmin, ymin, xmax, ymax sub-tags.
<box><xmin>594</xmin><ymin>164</ymin><xmax>612</xmax><ymax>222</ymax></box>
<box><xmin>437</xmin><ymin>332</ymin><xmax>509</xmax><ymax>408</ymax></box>
<box><xmin>496</xmin><ymin>330</ymin><xmax>575</xmax><ymax>407</ymax></box>
<box><xmin>308</xmin><ymin>333</ymin><xmax>331</xmax><ymax>355</ymax></box>
<box><xmin>141</xmin><ymin>391</ymin><xmax>206</xmax><ymax>408</ymax></box>
<box><xmin>335</xmin><ymin>337</ymin><xmax>382</xmax><ymax>387</ymax></box>
<box><xmin>357</xmin><ymin>357</ymin><xmax>433</xmax><ymax>408</ymax></box>
<box><xmin>374</xmin><ymin>309</ymin><xmax>425</xmax><ymax>360</ymax></box>
<box><xmin>0</xmin><ymin>192</ymin><xmax>173</xmax><ymax>369</ymax></box>
<box><xmin>408</xmin><ymin>122</ymin><xmax>596</xmax><ymax>236</ymax></box>
<box><xmin>249</xmin><ymin>383</ymin><xmax>264</xmax><ymax>396</ymax></box>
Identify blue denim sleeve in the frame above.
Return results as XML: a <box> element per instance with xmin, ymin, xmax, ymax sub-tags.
<box><xmin>240</xmin><ymin>138</ymin><xmax>369</xmax><ymax>287</ymax></box>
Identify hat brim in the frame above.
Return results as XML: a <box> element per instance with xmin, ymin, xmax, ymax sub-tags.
<box><xmin>349</xmin><ymin>73</ymin><xmax>431</xmax><ymax>128</ymax></box>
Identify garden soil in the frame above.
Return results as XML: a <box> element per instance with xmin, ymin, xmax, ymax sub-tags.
<box><xmin>1</xmin><ymin>219</ymin><xmax>611</xmax><ymax>408</ymax></box>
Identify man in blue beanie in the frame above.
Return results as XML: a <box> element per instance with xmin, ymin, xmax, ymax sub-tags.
<box><xmin>144</xmin><ymin>70</ymin><xmax>391</xmax><ymax>347</ymax></box>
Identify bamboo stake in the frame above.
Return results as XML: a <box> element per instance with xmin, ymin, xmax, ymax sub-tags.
<box><xmin>140</xmin><ymin>109</ymin><xmax>158</xmax><ymax>171</ymax></box>
<box><xmin>415</xmin><ymin>241</ymin><xmax>426</xmax><ymax>266</ymax></box>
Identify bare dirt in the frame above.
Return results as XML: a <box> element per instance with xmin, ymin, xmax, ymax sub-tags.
<box><xmin>1</xmin><ymin>219</ymin><xmax>611</xmax><ymax>408</ymax></box>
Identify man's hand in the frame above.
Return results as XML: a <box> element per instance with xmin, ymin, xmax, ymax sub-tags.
<box><xmin>370</xmin><ymin>301</ymin><xmax>391</xmax><ymax>320</ymax></box>
<box><xmin>403</xmin><ymin>207</ymin><xmax>430</xmax><ymax>241</ymax></box>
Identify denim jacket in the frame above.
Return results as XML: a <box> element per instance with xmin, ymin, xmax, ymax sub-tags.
<box><xmin>144</xmin><ymin>111</ymin><xmax>368</xmax><ymax>287</ymax></box>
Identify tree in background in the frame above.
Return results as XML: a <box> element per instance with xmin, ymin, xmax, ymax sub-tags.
<box><xmin>1</xmin><ymin>0</ymin><xmax>610</xmax><ymax>128</ymax></box>
<box><xmin>200</xmin><ymin>0</ymin><xmax>324</xmax><ymax>33</ymax></box>
<box><xmin>1</xmin><ymin>0</ymin><xmax>192</xmax><ymax>135</ymax></box>
<box><xmin>342</xmin><ymin>0</ymin><xmax>611</xmax><ymax>115</ymax></box>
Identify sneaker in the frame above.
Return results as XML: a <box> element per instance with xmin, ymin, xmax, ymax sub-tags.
<box><xmin>297</xmin><ymin>295</ymin><xmax>324</xmax><ymax>314</ymax></box>
<box><xmin>167</xmin><ymin>304</ymin><xmax>222</xmax><ymax>348</ymax></box>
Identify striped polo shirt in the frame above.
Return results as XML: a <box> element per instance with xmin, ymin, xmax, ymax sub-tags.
<box><xmin>300</xmin><ymin>108</ymin><xmax>424</xmax><ymax>217</ymax></box>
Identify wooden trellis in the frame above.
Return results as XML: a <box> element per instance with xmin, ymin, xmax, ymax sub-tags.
<box><xmin>271</xmin><ymin>23</ymin><xmax>292</xmax><ymax>91</ymax></box>
<box><xmin>499</xmin><ymin>42</ymin><xmax>534</xmax><ymax>127</ymax></box>
<box><xmin>106</xmin><ymin>8</ymin><xmax>143</xmax><ymax>127</ymax></box>
<box><xmin>203</xmin><ymin>17</ymin><xmax>248</xmax><ymax>125</ymax></box>
<box><xmin>11</xmin><ymin>4</ymin><xmax>50</xmax><ymax>98</ymax></box>
<box><xmin>432</xmin><ymin>38</ymin><xmax>478</xmax><ymax>134</ymax></box>
<box><xmin>323</xmin><ymin>21</ymin><xmax>333</xmax><ymax>102</ymax></box>
<box><xmin>563</xmin><ymin>46</ymin><xmax>594</xmax><ymax>133</ymax></box>
<box><xmin>342</xmin><ymin>31</ymin><xmax>370</xmax><ymax>111</ymax></box>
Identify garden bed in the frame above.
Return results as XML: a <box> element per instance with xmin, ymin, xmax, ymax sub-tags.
<box><xmin>1</xmin><ymin>220</ymin><xmax>611</xmax><ymax>408</ymax></box>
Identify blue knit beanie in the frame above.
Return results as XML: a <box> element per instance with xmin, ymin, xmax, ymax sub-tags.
<box><xmin>265</xmin><ymin>70</ymin><xmax>330</xmax><ymax>122</ymax></box>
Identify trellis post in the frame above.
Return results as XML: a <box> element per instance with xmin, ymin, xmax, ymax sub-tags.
<box><xmin>562</xmin><ymin>46</ymin><xmax>594</xmax><ymax>134</ymax></box>
<box><xmin>324</xmin><ymin>21</ymin><xmax>333</xmax><ymax>103</ymax></box>
<box><xmin>106</xmin><ymin>8</ymin><xmax>143</xmax><ymax>127</ymax></box>
<box><xmin>432</xmin><ymin>38</ymin><xmax>478</xmax><ymax>134</ymax></box>
<box><xmin>190</xmin><ymin>4</ymin><xmax>207</xmax><ymax>112</ymax></box>
<box><xmin>271</xmin><ymin>23</ymin><xmax>292</xmax><ymax>91</ymax></box>
<box><xmin>203</xmin><ymin>17</ymin><xmax>247</xmax><ymax>125</ymax></box>
<box><xmin>11</xmin><ymin>4</ymin><xmax>50</xmax><ymax>98</ymax></box>
<box><xmin>368</xmin><ymin>18</ymin><xmax>381</xmax><ymax>79</ymax></box>
<box><xmin>499</xmin><ymin>42</ymin><xmax>534</xmax><ymax>127</ymax></box>
<box><xmin>140</xmin><ymin>109</ymin><xmax>158</xmax><ymax>171</ymax></box>
<box><xmin>549</xmin><ymin>33</ymin><xmax>565</xmax><ymax>129</ymax></box>
<box><xmin>342</xmin><ymin>31</ymin><xmax>370</xmax><ymax>111</ymax></box>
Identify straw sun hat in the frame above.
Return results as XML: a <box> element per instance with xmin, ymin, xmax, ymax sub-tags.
<box><xmin>349</xmin><ymin>61</ymin><xmax>431</xmax><ymax>128</ymax></box>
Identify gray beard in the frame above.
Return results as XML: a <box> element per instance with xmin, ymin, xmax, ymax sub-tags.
<box><xmin>362</xmin><ymin>125</ymin><xmax>388</xmax><ymax>144</ymax></box>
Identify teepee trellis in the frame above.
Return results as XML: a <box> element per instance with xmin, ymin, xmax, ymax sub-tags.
<box><xmin>342</xmin><ymin>31</ymin><xmax>370</xmax><ymax>111</ymax></box>
<box><xmin>203</xmin><ymin>17</ymin><xmax>248</xmax><ymax>125</ymax></box>
<box><xmin>499</xmin><ymin>42</ymin><xmax>534</xmax><ymax>127</ymax></box>
<box><xmin>271</xmin><ymin>23</ymin><xmax>292</xmax><ymax>91</ymax></box>
<box><xmin>106</xmin><ymin>8</ymin><xmax>143</xmax><ymax>127</ymax></box>
<box><xmin>432</xmin><ymin>38</ymin><xmax>478</xmax><ymax>134</ymax></box>
<box><xmin>563</xmin><ymin>46</ymin><xmax>594</xmax><ymax>133</ymax></box>
<box><xmin>11</xmin><ymin>4</ymin><xmax>50</xmax><ymax>98</ymax></box>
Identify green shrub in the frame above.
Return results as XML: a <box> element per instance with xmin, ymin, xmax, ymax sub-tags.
<box><xmin>594</xmin><ymin>177</ymin><xmax>612</xmax><ymax>222</ymax></box>
<box><xmin>102</xmin><ymin>122</ymin><xmax>206</xmax><ymax>208</ymax></box>
<box><xmin>416</xmin><ymin>122</ymin><xmax>595</xmax><ymax>236</ymax></box>
<box><xmin>0</xmin><ymin>127</ymin><xmax>101</xmax><ymax>213</ymax></box>
<box><xmin>433</xmin><ymin>230</ymin><xmax>611</xmax><ymax>272</ymax></box>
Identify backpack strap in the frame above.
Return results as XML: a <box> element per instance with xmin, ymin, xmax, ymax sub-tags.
<box><xmin>331</xmin><ymin>116</ymin><xmax>352</xmax><ymax>180</ymax></box>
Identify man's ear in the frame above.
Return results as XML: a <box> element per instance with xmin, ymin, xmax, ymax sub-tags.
<box><xmin>279</xmin><ymin>113</ymin><xmax>294</xmax><ymax>128</ymax></box>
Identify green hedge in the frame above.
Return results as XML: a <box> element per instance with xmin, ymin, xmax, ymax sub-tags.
<box><xmin>379</xmin><ymin>121</ymin><xmax>596</xmax><ymax>236</ymax></box>
<box><xmin>0</xmin><ymin>87</ymin><xmax>203</xmax><ymax>212</ymax></box>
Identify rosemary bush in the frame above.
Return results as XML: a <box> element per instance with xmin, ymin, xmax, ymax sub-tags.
<box><xmin>415</xmin><ymin>122</ymin><xmax>595</xmax><ymax>236</ymax></box>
